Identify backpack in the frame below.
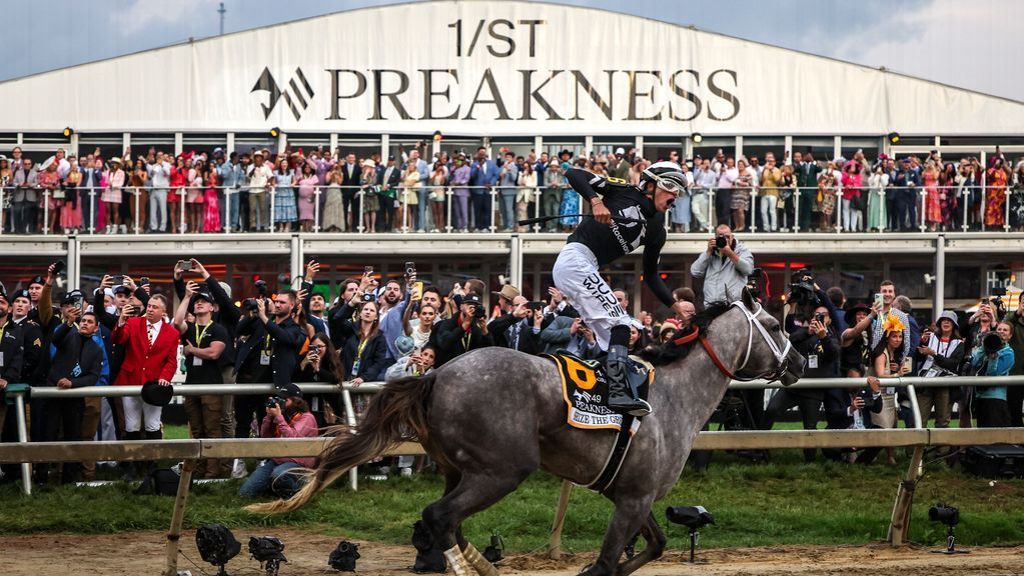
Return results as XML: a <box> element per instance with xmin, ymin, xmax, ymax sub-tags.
<box><xmin>134</xmin><ymin>468</ymin><xmax>183</xmax><ymax>496</ymax></box>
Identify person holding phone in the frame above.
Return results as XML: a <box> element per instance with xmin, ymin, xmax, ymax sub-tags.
<box><xmin>868</xmin><ymin>314</ymin><xmax>912</xmax><ymax>464</ymax></box>
<box><xmin>487</xmin><ymin>294</ymin><xmax>544</xmax><ymax>354</ymax></box>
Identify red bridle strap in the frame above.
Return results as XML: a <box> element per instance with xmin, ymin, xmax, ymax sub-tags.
<box><xmin>699</xmin><ymin>334</ymin><xmax>736</xmax><ymax>381</ymax></box>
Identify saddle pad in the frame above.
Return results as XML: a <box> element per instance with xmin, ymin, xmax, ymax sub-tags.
<box><xmin>544</xmin><ymin>353</ymin><xmax>652</xmax><ymax>434</ymax></box>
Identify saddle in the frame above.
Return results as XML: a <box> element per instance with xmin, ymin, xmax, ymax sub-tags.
<box><xmin>543</xmin><ymin>352</ymin><xmax>653</xmax><ymax>433</ymax></box>
<box><xmin>544</xmin><ymin>351</ymin><xmax>655</xmax><ymax>493</ymax></box>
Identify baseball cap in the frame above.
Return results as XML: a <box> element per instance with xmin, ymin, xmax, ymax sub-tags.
<box><xmin>276</xmin><ymin>382</ymin><xmax>303</xmax><ymax>399</ymax></box>
<box><xmin>462</xmin><ymin>293</ymin><xmax>482</xmax><ymax>305</ymax></box>
<box><xmin>61</xmin><ymin>289</ymin><xmax>85</xmax><ymax>306</ymax></box>
<box><xmin>615</xmin><ymin>147</ymin><xmax>626</xmax><ymax>155</ymax></box>
<box><xmin>113</xmin><ymin>285</ymin><xmax>132</xmax><ymax>296</ymax></box>
<box><xmin>192</xmin><ymin>290</ymin><xmax>215</xmax><ymax>304</ymax></box>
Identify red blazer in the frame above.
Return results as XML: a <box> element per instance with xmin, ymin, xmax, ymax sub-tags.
<box><xmin>112</xmin><ymin>316</ymin><xmax>179</xmax><ymax>385</ymax></box>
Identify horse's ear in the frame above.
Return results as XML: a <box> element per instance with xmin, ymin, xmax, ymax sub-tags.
<box><xmin>741</xmin><ymin>287</ymin><xmax>755</xmax><ymax>311</ymax></box>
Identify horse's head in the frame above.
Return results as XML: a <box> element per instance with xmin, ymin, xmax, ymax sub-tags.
<box><xmin>728</xmin><ymin>289</ymin><xmax>805</xmax><ymax>386</ymax></box>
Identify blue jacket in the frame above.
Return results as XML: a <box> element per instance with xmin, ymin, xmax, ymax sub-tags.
<box><xmin>971</xmin><ymin>344</ymin><xmax>1014</xmax><ymax>400</ymax></box>
<box><xmin>470</xmin><ymin>159</ymin><xmax>499</xmax><ymax>188</ymax></box>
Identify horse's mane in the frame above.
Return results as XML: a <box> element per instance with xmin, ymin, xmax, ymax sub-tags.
<box><xmin>640</xmin><ymin>301</ymin><xmax>733</xmax><ymax>366</ymax></box>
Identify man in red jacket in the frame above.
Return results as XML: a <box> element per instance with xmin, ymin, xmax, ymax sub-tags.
<box><xmin>113</xmin><ymin>294</ymin><xmax>178</xmax><ymax>456</ymax></box>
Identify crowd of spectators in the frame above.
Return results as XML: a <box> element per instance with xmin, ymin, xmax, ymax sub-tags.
<box><xmin>3</xmin><ymin>143</ymin><xmax>1024</xmax><ymax>235</ymax></box>
<box><xmin>0</xmin><ymin>238</ymin><xmax>1021</xmax><ymax>492</ymax></box>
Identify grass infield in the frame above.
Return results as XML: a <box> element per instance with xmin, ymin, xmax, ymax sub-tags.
<box><xmin>1</xmin><ymin>446</ymin><xmax>1021</xmax><ymax>551</ymax></box>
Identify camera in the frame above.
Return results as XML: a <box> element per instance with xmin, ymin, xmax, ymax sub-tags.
<box><xmin>856</xmin><ymin>388</ymin><xmax>874</xmax><ymax>406</ymax></box>
<box><xmin>814</xmin><ymin>312</ymin><xmax>825</xmax><ymax>323</ymax></box>
<box><xmin>928</xmin><ymin>504</ymin><xmax>959</xmax><ymax>527</ymax></box>
<box><xmin>526</xmin><ymin>301</ymin><xmax>545</xmax><ymax>311</ymax></box>
<box><xmin>254</xmin><ymin>279</ymin><xmax>268</xmax><ymax>297</ymax></box>
<box><xmin>472</xmin><ymin>303</ymin><xmax>486</xmax><ymax>319</ymax></box>
<box><xmin>788</xmin><ymin>268</ymin><xmax>817</xmax><ymax>306</ymax></box>
<box><xmin>364</xmin><ymin>265</ymin><xmax>374</xmax><ymax>275</ymax></box>
<box><xmin>179</xmin><ymin>259</ymin><xmax>193</xmax><ymax>272</ymax></box>
<box><xmin>361</xmin><ymin>292</ymin><xmax>375</xmax><ymax>303</ymax></box>
<box><xmin>139</xmin><ymin>276</ymin><xmax>150</xmax><ymax>286</ymax></box>
<box><xmin>982</xmin><ymin>331</ymin><xmax>1003</xmax><ymax>355</ymax></box>
<box><xmin>715</xmin><ymin>235</ymin><xmax>727</xmax><ymax>249</ymax></box>
<box><xmin>265</xmin><ymin>397</ymin><xmax>284</xmax><ymax>410</ymax></box>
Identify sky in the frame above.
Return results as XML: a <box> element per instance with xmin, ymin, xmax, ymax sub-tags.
<box><xmin>2</xmin><ymin>0</ymin><xmax>1021</xmax><ymax>101</ymax></box>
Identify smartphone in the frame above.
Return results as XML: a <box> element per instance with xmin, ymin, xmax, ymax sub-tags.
<box><xmin>111</xmin><ymin>274</ymin><xmax>124</xmax><ymax>285</ymax></box>
<box><xmin>180</xmin><ymin>260</ymin><xmax>194</xmax><ymax>272</ymax></box>
<box><xmin>364</xmin><ymin>265</ymin><xmax>374</xmax><ymax>276</ymax></box>
<box><xmin>411</xmin><ymin>281</ymin><xmax>424</xmax><ymax>301</ymax></box>
<box><xmin>139</xmin><ymin>276</ymin><xmax>150</xmax><ymax>286</ymax></box>
<box><xmin>405</xmin><ymin>261</ymin><xmax>417</xmax><ymax>278</ymax></box>
<box><xmin>873</xmin><ymin>293</ymin><xmax>883</xmax><ymax>307</ymax></box>
<box><xmin>527</xmin><ymin>301</ymin><xmax>545</xmax><ymax>311</ymax></box>
<box><xmin>902</xmin><ymin>357</ymin><xmax>913</xmax><ymax>373</ymax></box>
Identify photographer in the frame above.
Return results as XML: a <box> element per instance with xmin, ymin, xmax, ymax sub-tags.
<box><xmin>762</xmin><ymin>304</ymin><xmax>838</xmax><ymax>462</ymax></box>
<box><xmin>690</xmin><ymin>224</ymin><xmax>754</xmax><ymax>307</ymax></box>
<box><xmin>542</xmin><ymin>316</ymin><xmax>600</xmax><ymax>359</ymax></box>
<box><xmin>172</xmin><ymin>282</ymin><xmax>230</xmax><ymax>478</ymax></box>
<box><xmin>238</xmin><ymin>383</ymin><xmax>317</xmax><ymax>499</ymax></box>
<box><xmin>823</xmin><ymin>376</ymin><xmax>884</xmax><ymax>463</ymax></box>
<box><xmin>970</xmin><ymin>325</ymin><xmax>1015</xmax><ymax>428</ymax></box>
<box><xmin>913</xmin><ymin>311</ymin><xmax>964</xmax><ymax>429</ymax></box>
<box><xmin>434</xmin><ymin>293</ymin><xmax>493</xmax><ymax>366</ymax></box>
<box><xmin>487</xmin><ymin>295</ymin><xmax>544</xmax><ymax>354</ymax></box>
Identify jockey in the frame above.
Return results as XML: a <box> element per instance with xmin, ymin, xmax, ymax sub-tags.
<box><xmin>553</xmin><ymin>161</ymin><xmax>691</xmax><ymax>416</ymax></box>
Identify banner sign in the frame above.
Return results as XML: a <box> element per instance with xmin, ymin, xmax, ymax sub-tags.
<box><xmin>0</xmin><ymin>1</ymin><xmax>1020</xmax><ymax>135</ymax></box>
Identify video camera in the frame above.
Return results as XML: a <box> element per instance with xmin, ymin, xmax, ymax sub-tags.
<box><xmin>787</xmin><ymin>268</ymin><xmax>818</xmax><ymax>307</ymax></box>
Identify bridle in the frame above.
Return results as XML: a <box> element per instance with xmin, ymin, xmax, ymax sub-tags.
<box><xmin>698</xmin><ymin>301</ymin><xmax>795</xmax><ymax>382</ymax></box>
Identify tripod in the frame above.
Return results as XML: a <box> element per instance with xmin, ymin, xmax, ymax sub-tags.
<box><xmin>930</xmin><ymin>525</ymin><xmax>969</xmax><ymax>555</ymax></box>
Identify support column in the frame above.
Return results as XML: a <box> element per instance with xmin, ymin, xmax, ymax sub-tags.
<box><xmin>684</xmin><ymin>137</ymin><xmax>693</xmax><ymax>162</ymax></box>
<box><xmin>123</xmin><ymin>133</ymin><xmax>131</xmax><ymax>155</ymax></box>
<box><xmin>584</xmin><ymin>135</ymin><xmax>594</xmax><ymax>157</ymax></box>
<box><xmin>68</xmin><ymin>236</ymin><xmax>81</xmax><ymax>290</ymax></box>
<box><xmin>226</xmin><ymin>132</ymin><xmax>235</xmax><ymax>155</ymax></box>
<box><xmin>173</xmin><ymin>133</ymin><xmax>183</xmax><ymax>156</ymax></box>
<box><xmin>833</xmin><ymin>136</ymin><xmax>842</xmax><ymax>161</ymax></box>
<box><xmin>784</xmin><ymin>136</ymin><xmax>793</xmax><ymax>165</ymax></box>
<box><xmin>635</xmin><ymin>135</ymin><xmax>644</xmax><ymax>159</ymax></box>
<box><xmin>735</xmin><ymin>135</ymin><xmax>743</xmax><ymax>160</ymax></box>
<box><xmin>69</xmin><ymin>133</ymin><xmax>80</xmax><ymax>157</ymax></box>
<box><xmin>290</xmin><ymin>233</ymin><xmax>303</xmax><ymax>284</ymax></box>
<box><xmin>509</xmin><ymin>235</ymin><xmax>523</xmax><ymax>290</ymax></box>
<box><xmin>277</xmin><ymin>132</ymin><xmax>287</xmax><ymax>154</ymax></box>
<box><xmin>933</xmin><ymin>234</ymin><xmax>945</xmax><ymax>317</ymax></box>
<box><xmin>534</xmin><ymin>135</ymin><xmax>543</xmax><ymax>157</ymax></box>
<box><xmin>380</xmin><ymin>134</ymin><xmax>390</xmax><ymax>162</ymax></box>
<box><xmin>330</xmin><ymin>133</ymin><xmax>339</xmax><ymax>155</ymax></box>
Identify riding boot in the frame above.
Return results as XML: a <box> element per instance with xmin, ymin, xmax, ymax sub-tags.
<box><xmin>122</xmin><ymin>431</ymin><xmax>142</xmax><ymax>481</ymax></box>
<box><xmin>143</xmin><ymin>430</ymin><xmax>163</xmax><ymax>474</ymax></box>
<box><xmin>604</xmin><ymin>344</ymin><xmax>651</xmax><ymax>417</ymax></box>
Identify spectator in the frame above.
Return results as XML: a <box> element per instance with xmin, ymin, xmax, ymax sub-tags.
<box><xmin>168</xmin><ymin>155</ymin><xmax>187</xmax><ymax>233</ymax></box>
<box><xmin>914</xmin><ymin>310</ymin><xmax>964</xmax><ymax>430</ymax></box>
<box><xmin>714</xmin><ymin>156</ymin><xmax>736</xmax><ymax>227</ymax></box>
<box><xmin>999</xmin><ymin>296</ymin><xmax>1024</xmax><ymax>427</ymax></box>
<box><xmin>817</xmin><ymin>165</ymin><xmax>837</xmax><ymax>232</ymax></box>
<box><xmin>868</xmin><ymin>314</ymin><xmax>912</xmax><ymax>464</ymax></box>
<box><xmin>840</xmin><ymin>160</ymin><xmax>863</xmax><ymax>232</ymax></box>
<box><xmin>39</xmin><ymin>308</ymin><xmax>103</xmax><ymax>484</ymax></box>
<box><xmin>759</xmin><ymin>155</ymin><xmax>782</xmax><ymax>232</ymax></box>
<box><xmin>794</xmin><ymin>151</ymin><xmax>821</xmax><ymax>232</ymax></box>
<box><xmin>969</xmin><ymin>324</ymin><xmax>1015</xmax><ymax>427</ymax></box>
<box><xmin>201</xmin><ymin>163</ymin><xmax>221</xmax><ymax>232</ymax></box>
<box><xmin>238</xmin><ymin>382</ymin><xmax>318</xmax><ymax>499</ymax></box>
<box><xmin>215</xmin><ymin>152</ymin><xmax>241</xmax><ymax>232</ymax></box>
<box><xmin>985</xmin><ymin>158</ymin><xmax>1010</xmax><ymax>228</ymax></box>
<box><xmin>541</xmin><ymin>159</ymin><xmax>564</xmax><ymax>232</ymax></box>
<box><xmin>823</xmin><ymin>376</ymin><xmax>884</xmax><ymax>463</ymax></box>
<box><xmin>338</xmin><ymin>153</ymin><xmax>361</xmax><ymax>231</ymax></box>
<box><xmin>172</xmin><ymin>282</ymin><xmax>230</xmax><ymax>478</ymax></box>
<box><xmin>691</xmin><ymin>157</ymin><xmax>716</xmax><ymax>232</ymax></box>
<box><xmin>386</xmin><ymin>339</ymin><xmax>437</xmax><ymax>380</ymax></box>
<box><xmin>488</xmin><ymin>296</ymin><xmax>543</xmax><ymax>354</ymax></box>
<box><xmin>126</xmin><ymin>157</ymin><xmax>148</xmax><ymax>234</ymax></box>
<box><xmin>13</xmin><ymin>156</ymin><xmax>39</xmax><ymax>234</ymax></box>
<box><xmin>558</xmin><ymin>158</ymin><xmax>583</xmax><ymax>231</ymax></box>
<box><xmin>870</xmin><ymin>281</ymin><xmax>911</xmax><ymax>358</ymax></box>
<box><xmin>362</xmin><ymin>159</ymin><xmax>381</xmax><ymax>233</ymax></box>
<box><xmin>247</xmin><ymin>151</ymin><xmax>273</xmax><ymax>232</ymax></box>
<box><xmin>840</xmin><ymin>302</ymin><xmax>876</xmax><ymax>378</ymax></box>
<box><xmin>400</xmin><ymin>161</ymin><xmax>421</xmax><ymax>232</ymax></box>
<box><xmin>893</xmin><ymin>158</ymin><xmax>921</xmax><ymax>231</ymax></box>
<box><xmin>0</xmin><ymin>288</ymin><xmax>24</xmax><ymax>442</ymax></box>
<box><xmin>112</xmin><ymin>294</ymin><xmax>178</xmax><ymax>477</ymax></box>
<box><xmin>102</xmin><ymin>157</ymin><xmax>125</xmax><ymax>234</ymax></box>
<box><xmin>866</xmin><ymin>164</ymin><xmax>888</xmax><ymax>232</ymax></box>
<box><xmin>515</xmin><ymin>162</ymin><xmax>536</xmax><ymax>233</ymax></box>
<box><xmin>252</xmin><ymin>290</ymin><xmax>307</xmax><ymax>388</ymax></box>
<box><xmin>296</xmin><ymin>332</ymin><xmax>345</xmax><ymax>427</ymax></box>
<box><xmin>428</xmin><ymin>160</ymin><xmax>447</xmax><ymax>233</ymax></box>
<box><xmin>334</xmin><ymin>299</ymin><xmax>388</xmax><ymax>385</ymax></box>
<box><xmin>469</xmin><ymin>147</ymin><xmax>499</xmax><ymax>231</ymax></box>
<box><xmin>434</xmin><ymin>293</ymin><xmax>493</xmax><ymax>365</ymax></box>
<box><xmin>37</xmin><ymin>161</ymin><xmax>61</xmax><ymax>234</ymax></box>
<box><xmin>294</xmin><ymin>162</ymin><xmax>318</xmax><ymax>233</ymax></box>
<box><xmin>449</xmin><ymin>154</ymin><xmax>472</xmax><ymax>232</ymax></box>
<box><xmin>62</xmin><ymin>156</ymin><xmax>83</xmax><ymax>234</ymax></box>
<box><xmin>403</xmin><ymin>301</ymin><xmax>437</xmax><ymax>352</ymax></box>
<box><xmin>763</xmin><ymin>303</ymin><xmax>837</xmax><ymax>462</ymax></box>
<box><xmin>731</xmin><ymin>158</ymin><xmax>754</xmax><ymax>232</ymax></box>
<box><xmin>322</xmin><ymin>164</ymin><xmax>345</xmax><ymax>232</ymax></box>
<box><xmin>690</xmin><ymin>224</ymin><xmax>755</xmax><ymax>307</ymax></box>
<box><xmin>271</xmin><ymin>158</ymin><xmax>296</xmax><ymax>233</ymax></box>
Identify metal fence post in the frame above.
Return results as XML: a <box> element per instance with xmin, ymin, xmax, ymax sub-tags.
<box><xmin>0</xmin><ymin>186</ymin><xmax>6</xmax><ymax>235</ymax></box>
<box><xmin>533</xmin><ymin>188</ymin><xmax>542</xmax><ymax>233</ymax></box>
<box><xmin>163</xmin><ymin>459</ymin><xmax>196</xmax><ymax>576</ymax></box>
<box><xmin>834</xmin><ymin>189</ymin><xmax>842</xmax><ymax>234</ymax></box>
<box><xmin>793</xmin><ymin>188</ymin><xmax>801</xmax><ymax>233</ymax></box>
<box><xmin>42</xmin><ymin>190</ymin><xmax>50</xmax><ymax>235</ymax></box>
<box><xmin>445</xmin><ymin>188</ymin><xmax>454</xmax><ymax>234</ymax></box>
<box><xmin>313</xmin><ymin>186</ymin><xmax>321</xmax><ymax>233</ymax></box>
<box><xmin>178</xmin><ymin>189</ymin><xmax>186</xmax><ymax>234</ymax></box>
<box><xmin>14</xmin><ymin>392</ymin><xmax>31</xmax><ymax>495</ymax></box>
<box><xmin>133</xmin><ymin>187</ymin><xmax>141</xmax><ymax>234</ymax></box>
<box><xmin>223</xmin><ymin>187</ymin><xmax>232</xmax><ymax>234</ymax></box>
<box><xmin>342</xmin><ymin>388</ymin><xmax>359</xmax><ymax>491</ymax></box>
<box><xmin>489</xmin><ymin>187</ymin><xmax>498</xmax><ymax>232</ymax></box>
<box><xmin>961</xmin><ymin>188</ymin><xmax>969</xmax><ymax>232</ymax></box>
<box><xmin>269</xmin><ymin>187</ymin><xmax>277</xmax><ymax>233</ymax></box>
<box><xmin>918</xmin><ymin>188</ymin><xmax>927</xmax><ymax>232</ymax></box>
<box><xmin>88</xmin><ymin>189</ymin><xmax>96</xmax><ymax>234</ymax></box>
<box><xmin>357</xmin><ymin>189</ymin><xmax>365</xmax><ymax>233</ymax></box>
<box><xmin>1004</xmin><ymin>188</ymin><xmax>1012</xmax><ymax>232</ymax></box>
<box><xmin>707</xmin><ymin>188</ymin><xmax>716</xmax><ymax>233</ymax></box>
<box><xmin>750</xmin><ymin>188</ymin><xmax>758</xmax><ymax>233</ymax></box>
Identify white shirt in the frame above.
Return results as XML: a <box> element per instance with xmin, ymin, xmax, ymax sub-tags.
<box><xmin>147</xmin><ymin>319</ymin><xmax>162</xmax><ymax>343</ymax></box>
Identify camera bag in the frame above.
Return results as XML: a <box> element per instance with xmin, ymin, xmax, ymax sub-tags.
<box><xmin>961</xmin><ymin>444</ymin><xmax>1024</xmax><ymax>478</ymax></box>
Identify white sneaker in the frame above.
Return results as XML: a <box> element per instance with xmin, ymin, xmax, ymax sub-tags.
<box><xmin>400</xmin><ymin>467</ymin><xmax>413</xmax><ymax>477</ymax></box>
<box><xmin>120</xmin><ymin>224</ymin><xmax>127</xmax><ymax>234</ymax></box>
<box><xmin>231</xmin><ymin>458</ymin><xmax>248</xmax><ymax>479</ymax></box>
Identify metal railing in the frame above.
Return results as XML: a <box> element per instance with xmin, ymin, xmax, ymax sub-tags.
<box><xmin>1</xmin><ymin>183</ymin><xmax>1021</xmax><ymax>236</ymax></box>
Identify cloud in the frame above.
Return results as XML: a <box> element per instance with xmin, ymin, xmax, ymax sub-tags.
<box><xmin>831</xmin><ymin>0</ymin><xmax>1023</xmax><ymax>101</ymax></box>
<box><xmin>111</xmin><ymin>0</ymin><xmax>218</xmax><ymax>37</ymax></box>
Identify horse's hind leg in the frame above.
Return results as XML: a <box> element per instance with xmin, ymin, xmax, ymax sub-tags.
<box><xmin>615</xmin><ymin>511</ymin><xmax>666</xmax><ymax>576</ymax></box>
<box><xmin>423</xmin><ymin>470</ymin><xmax>530</xmax><ymax>575</ymax></box>
<box><xmin>578</xmin><ymin>496</ymin><xmax>652</xmax><ymax>576</ymax></box>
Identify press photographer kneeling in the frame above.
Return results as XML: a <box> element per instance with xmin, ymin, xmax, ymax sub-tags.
<box><xmin>824</xmin><ymin>376</ymin><xmax>884</xmax><ymax>463</ymax></box>
<box><xmin>238</xmin><ymin>383</ymin><xmax>317</xmax><ymax>499</ymax></box>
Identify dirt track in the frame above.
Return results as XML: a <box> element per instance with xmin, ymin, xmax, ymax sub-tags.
<box><xmin>2</xmin><ymin>529</ymin><xmax>1022</xmax><ymax>575</ymax></box>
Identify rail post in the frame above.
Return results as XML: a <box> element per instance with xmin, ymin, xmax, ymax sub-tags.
<box><xmin>163</xmin><ymin>459</ymin><xmax>196</xmax><ymax>576</ymax></box>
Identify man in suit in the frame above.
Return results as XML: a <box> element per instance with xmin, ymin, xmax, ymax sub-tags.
<box><xmin>469</xmin><ymin>147</ymin><xmax>499</xmax><ymax>231</ymax></box>
<box><xmin>112</xmin><ymin>293</ymin><xmax>178</xmax><ymax>452</ymax></box>
<box><xmin>340</xmin><ymin>152</ymin><xmax>361</xmax><ymax>231</ymax></box>
<box><xmin>379</xmin><ymin>155</ymin><xmax>402</xmax><ymax>232</ymax></box>
<box><xmin>794</xmin><ymin>151</ymin><xmax>821</xmax><ymax>232</ymax></box>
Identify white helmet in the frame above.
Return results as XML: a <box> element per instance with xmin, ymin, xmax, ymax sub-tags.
<box><xmin>641</xmin><ymin>161</ymin><xmax>687</xmax><ymax>195</ymax></box>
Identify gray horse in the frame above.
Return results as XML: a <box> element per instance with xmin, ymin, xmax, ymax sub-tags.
<box><xmin>248</xmin><ymin>292</ymin><xmax>803</xmax><ymax>575</ymax></box>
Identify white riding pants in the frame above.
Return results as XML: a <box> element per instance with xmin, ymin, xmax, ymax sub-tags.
<box><xmin>552</xmin><ymin>243</ymin><xmax>632</xmax><ymax>351</ymax></box>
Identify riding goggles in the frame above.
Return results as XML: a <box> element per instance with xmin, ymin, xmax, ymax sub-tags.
<box><xmin>642</xmin><ymin>170</ymin><xmax>684</xmax><ymax>196</ymax></box>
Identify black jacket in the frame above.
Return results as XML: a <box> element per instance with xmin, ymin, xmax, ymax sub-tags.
<box><xmin>433</xmin><ymin>313</ymin><xmax>494</xmax><ymax>366</ymax></box>
<box><xmin>235</xmin><ymin>313</ymin><xmax>307</xmax><ymax>387</ymax></box>
<box><xmin>332</xmin><ymin>302</ymin><xmax>389</xmax><ymax>381</ymax></box>
<box><xmin>791</xmin><ymin>325</ymin><xmax>840</xmax><ymax>378</ymax></box>
<box><xmin>487</xmin><ymin>313</ymin><xmax>541</xmax><ymax>354</ymax></box>
<box><xmin>46</xmin><ymin>324</ymin><xmax>103</xmax><ymax>388</ymax></box>
<box><xmin>12</xmin><ymin>317</ymin><xmax>45</xmax><ymax>385</ymax></box>
<box><xmin>0</xmin><ymin>319</ymin><xmax>24</xmax><ymax>383</ymax></box>
<box><xmin>825</xmin><ymin>388</ymin><xmax>883</xmax><ymax>430</ymax></box>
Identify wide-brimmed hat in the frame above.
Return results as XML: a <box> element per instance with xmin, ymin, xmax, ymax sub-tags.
<box><xmin>109</xmin><ymin>157</ymin><xmax>123</xmax><ymax>165</ymax></box>
<box><xmin>141</xmin><ymin>381</ymin><xmax>173</xmax><ymax>407</ymax></box>
<box><xmin>361</xmin><ymin>159</ymin><xmax>376</xmax><ymax>168</ymax></box>
<box><xmin>492</xmin><ymin>285</ymin><xmax>520</xmax><ymax>301</ymax></box>
<box><xmin>844</xmin><ymin>303</ymin><xmax>871</xmax><ymax>328</ymax></box>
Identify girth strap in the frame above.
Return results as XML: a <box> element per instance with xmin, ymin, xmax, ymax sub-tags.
<box><xmin>584</xmin><ymin>413</ymin><xmax>637</xmax><ymax>494</ymax></box>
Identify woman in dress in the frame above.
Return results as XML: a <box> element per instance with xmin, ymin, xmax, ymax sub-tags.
<box><xmin>37</xmin><ymin>161</ymin><xmax>61</xmax><ymax>234</ymax></box>
<box><xmin>59</xmin><ymin>158</ymin><xmax>81</xmax><ymax>234</ymax></box>
<box><xmin>515</xmin><ymin>161</ymin><xmax>536</xmax><ymax>232</ymax></box>
<box><xmin>730</xmin><ymin>158</ymin><xmax>752</xmax><ymax>232</ymax></box>
<box><xmin>167</xmin><ymin>156</ymin><xmax>186</xmax><ymax>233</ymax></box>
<box><xmin>922</xmin><ymin>161</ymin><xmax>941</xmax><ymax>231</ymax></box>
<box><xmin>272</xmin><ymin>157</ymin><xmax>296</xmax><ymax>232</ymax></box>
<box><xmin>202</xmin><ymin>164</ymin><xmax>221</xmax><ymax>232</ymax></box>
<box><xmin>399</xmin><ymin>163</ymin><xmax>420</xmax><ymax>232</ymax></box>
<box><xmin>869</xmin><ymin>315</ymin><xmax>912</xmax><ymax>465</ymax></box>
<box><xmin>428</xmin><ymin>160</ymin><xmax>447</xmax><ymax>233</ymax></box>
<box><xmin>1012</xmin><ymin>160</ymin><xmax>1024</xmax><ymax>230</ymax></box>
<box><xmin>102</xmin><ymin>157</ymin><xmax>125</xmax><ymax>234</ymax></box>
<box><xmin>360</xmin><ymin>159</ymin><xmax>380</xmax><ymax>233</ymax></box>
<box><xmin>985</xmin><ymin>158</ymin><xmax>1009</xmax><ymax>228</ymax></box>
<box><xmin>127</xmin><ymin>158</ymin><xmax>148</xmax><ymax>233</ymax></box>
<box><xmin>186</xmin><ymin>159</ymin><xmax>206</xmax><ymax>233</ymax></box>
<box><xmin>867</xmin><ymin>164</ymin><xmax>889</xmax><ymax>232</ymax></box>
<box><xmin>840</xmin><ymin>161</ymin><xmax>863</xmax><ymax>232</ymax></box>
<box><xmin>296</xmin><ymin>163</ymin><xmax>319</xmax><ymax>232</ymax></box>
<box><xmin>321</xmin><ymin>165</ymin><xmax>345</xmax><ymax>232</ymax></box>
<box><xmin>938</xmin><ymin>162</ymin><xmax>958</xmax><ymax>230</ymax></box>
<box><xmin>817</xmin><ymin>166</ymin><xmax>837</xmax><ymax>232</ymax></box>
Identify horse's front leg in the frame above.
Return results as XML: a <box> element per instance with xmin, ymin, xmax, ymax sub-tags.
<box><xmin>577</xmin><ymin>496</ymin><xmax>652</xmax><ymax>576</ymax></box>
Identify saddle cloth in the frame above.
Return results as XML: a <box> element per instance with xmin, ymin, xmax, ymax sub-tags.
<box><xmin>544</xmin><ymin>352</ymin><xmax>653</xmax><ymax>434</ymax></box>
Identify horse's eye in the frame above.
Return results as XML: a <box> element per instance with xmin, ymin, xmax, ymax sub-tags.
<box><xmin>771</xmin><ymin>325</ymin><xmax>781</xmax><ymax>333</ymax></box>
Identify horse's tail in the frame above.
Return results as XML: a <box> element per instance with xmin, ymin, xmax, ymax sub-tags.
<box><xmin>245</xmin><ymin>373</ymin><xmax>435</xmax><ymax>515</ymax></box>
